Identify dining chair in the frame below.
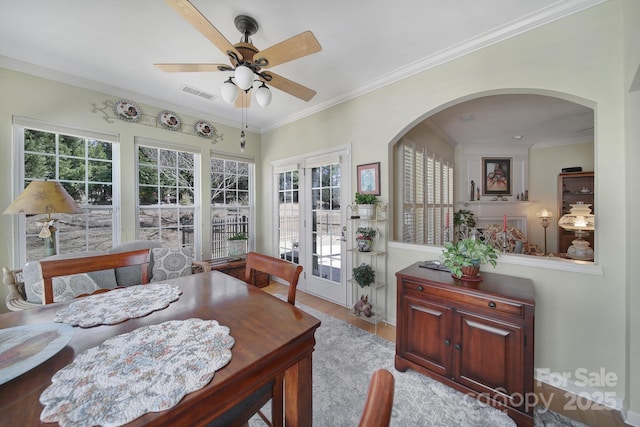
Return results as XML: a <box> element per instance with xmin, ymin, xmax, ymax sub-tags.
<box><xmin>359</xmin><ymin>369</ymin><xmax>395</xmax><ymax>427</ymax></box>
<box><xmin>238</xmin><ymin>251</ymin><xmax>303</xmax><ymax>427</ymax></box>
<box><xmin>244</xmin><ymin>251</ymin><xmax>303</xmax><ymax>305</ymax></box>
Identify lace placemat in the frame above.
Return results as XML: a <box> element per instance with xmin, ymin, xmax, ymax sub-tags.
<box><xmin>40</xmin><ymin>318</ymin><xmax>234</xmax><ymax>427</ymax></box>
<box><xmin>54</xmin><ymin>284</ymin><xmax>182</xmax><ymax>327</ymax></box>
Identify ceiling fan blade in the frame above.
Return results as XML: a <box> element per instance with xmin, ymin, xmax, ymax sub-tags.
<box><xmin>264</xmin><ymin>72</ymin><xmax>317</xmax><ymax>102</ymax></box>
<box><xmin>154</xmin><ymin>63</ymin><xmax>232</xmax><ymax>72</ymax></box>
<box><xmin>235</xmin><ymin>90</ymin><xmax>251</xmax><ymax>108</ymax></box>
<box><xmin>164</xmin><ymin>0</ymin><xmax>241</xmax><ymax>60</ymax></box>
<box><xmin>257</xmin><ymin>31</ymin><xmax>321</xmax><ymax>68</ymax></box>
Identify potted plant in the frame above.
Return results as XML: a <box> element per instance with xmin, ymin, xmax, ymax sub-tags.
<box><xmin>352</xmin><ymin>263</ymin><xmax>376</xmax><ymax>288</ymax></box>
<box><xmin>355</xmin><ymin>226</ymin><xmax>377</xmax><ymax>252</ymax></box>
<box><xmin>355</xmin><ymin>193</ymin><xmax>378</xmax><ymax>219</ymax></box>
<box><xmin>454</xmin><ymin>209</ymin><xmax>476</xmax><ymax>240</ymax></box>
<box><xmin>441</xmin><ymin>237</ymin><xmax>498</xmax><ymax>281</ymax></box>
<box><xmin>228</xmin><ymin>233</ymin><xmax>248</xmax><ymax>259</ymax></box>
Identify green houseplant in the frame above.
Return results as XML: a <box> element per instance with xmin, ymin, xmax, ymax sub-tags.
<box><xmin>354</xmin><ymin>193</ymin><xmax>378</xmax><ymax>219</ymax></box>
<box><xmin>352</xmin><ymin>263</ymin><xmax>376</xmax><ymax>288</ymax></box>
<box><xmin>356</xmin><ymin>226</ymin><xmax>377</xmax><ymax>252</ymax></box>
<box><xmin>441</xmin><ymin>238</ymin><xmax>498</xmax><ymax>280</ymax></box>
<box><xmin>453</xmin><ymin>209</ymin><xmax>476</xmax><ymax>240</ymax></box>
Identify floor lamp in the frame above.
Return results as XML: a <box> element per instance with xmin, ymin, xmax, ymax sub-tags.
<box><xmin>3</xmin><ymin>180</ymin><xmax>83</xmax><ymax>256</ymax></box>
<box><xmin>536</xmin><ymin>208</ymin><xmax>553</xmax><ymax>255</ymax></box>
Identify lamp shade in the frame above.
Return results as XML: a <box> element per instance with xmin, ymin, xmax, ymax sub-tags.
<box><xmin>234</xmin><ymin>65</ymin><xmax>254</xmax><ymax>90</ymax></box>
<box><xmin>255</xmin><ymin>83</ymin><xmax>272</xmax><ymax>107</ymax></box>
<box><xmin>536</xmin><ymin>208</ymin><xmax>553</xmax><ymax>219</ymax></box>
<box><xmin>221</xmin><ymin>78</ymin><xmax>239</xmax><ymax>104</ymax></box>
<box><xmin>558</xmin><ymin>203</ymin><xmax>594</xmax><ymax>231</ymax></box>
<box><xmin>3</xmin><ymin>180</ymin><xmax>82</xmax><ymax>216</ymax></box>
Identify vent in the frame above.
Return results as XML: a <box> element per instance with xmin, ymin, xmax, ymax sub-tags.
<box><xmin>181</xmin><ymin>85</ymin><xmax>215</xmax><ymax>101</ymax></box>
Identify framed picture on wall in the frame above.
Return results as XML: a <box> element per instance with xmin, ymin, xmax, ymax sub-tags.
<box><xmin>482</xmin><ymin>157</ymin><xmax>512</xmax><ymax>196</ymax></box>
<box><xmin>357</xmin><ymin>162</ymin><xmax>380</xmax><ymax>195</ymax></box>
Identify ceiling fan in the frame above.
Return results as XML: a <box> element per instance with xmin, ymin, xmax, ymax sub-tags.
<box><xmin>154</xmin><ymin>0</ymin><xmax>322</xmax><ymax>108</ymax></box>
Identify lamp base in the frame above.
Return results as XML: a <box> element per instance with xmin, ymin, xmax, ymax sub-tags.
<box><xmin>44</xmin><ymin>230</ymin><xmax>57</xmax><ymax>257</ymax></box>
<box><xmin>566</xmin><ymin>239</ymin><xmax>593</xmax><ymax>261</ymax></box>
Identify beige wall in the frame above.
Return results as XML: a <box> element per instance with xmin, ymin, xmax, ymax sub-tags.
<box><xmin>260</xmin><ymin>0</ymin><xmax>635</xmax><ymax>416</ymax></box>
<box><xmin>528</xmin><ymin>141</ymin><xmax>594</xmax><ymax>254</ymax></box>
<box><xmin>0</xmin><ymin>68</ymin><xmax>261</xmax><ymax>297</ymax></box>
<box><xmin>623</xmin><ymin>0</ymin><xmax>640</xmax><ymax>422</ymax></box>
<box><xmin>0</xmin><ymin>0</ymin><xmax>637</xmax><ymax>422</ymax></box>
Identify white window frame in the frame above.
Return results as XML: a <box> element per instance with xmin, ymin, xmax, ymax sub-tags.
<box><xmin>135</xmin><ymin>137</ymin><xmax>201</xmax><ymax>255</ymax></box>
<box><xmin>209</xmin><ymin>152</ymin><xmax>255</xmax><ymax>260</ymax></box>
<box><xmin>9</xmin><ymin>116</ymin><xmax>120</xmax><ymax>266</ymax></box>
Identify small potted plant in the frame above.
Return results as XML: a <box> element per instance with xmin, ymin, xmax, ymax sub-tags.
<box><xmin>441</xmin><ymin>237</ymin><xmax>498</xmax><ymax>281</ymax></box>
<box><xmin>355</xmin><ymin>193</ymin><xmax>378</xmax><ymax>219</ymax></box>
<box><xmin>454</xmin><ymin>209</ymin><xmax>476</xmax><ymax>240</ymax></box>
<box><xmin>356</xmin><ymin>226</ymin><xmax>377</xmax><ymax>252</ymax></box>
<box><xmin>228</xmin><ymin>232</ymin><xmax>248</xmax><ymax>259</ymax></box>
<box><xmin>352</xmin><ymin>263</ymin><xmax>376</xmax><ymax>288</ymax></box>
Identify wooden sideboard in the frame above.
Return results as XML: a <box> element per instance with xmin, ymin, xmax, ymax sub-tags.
<box><xmin>207</xmin><ymin>258</ymin><xmax>270</xmax><ymax>288</ymax></box>
<box><xmin>395</xmin><ymin>263</ymin><xmax>535</xmax><ymax>427</ymax></box>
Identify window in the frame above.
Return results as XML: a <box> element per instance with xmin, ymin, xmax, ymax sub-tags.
<box><xmin>210</xmin><ymin>156</ymin><xmax>254</xmax><ymax>259</ymax></box>
<box><xmin>14</xmin><ymin>120</ymin><xmax>117</xmax><ymax>262</ymax></box>
<box><xmin>399</xmin><ymin>141</ymin><xmax>453</xmax><ymax>245</ymax></box>
<box><xmin>136</xmin><ymin>142</ymin><xmax>199</xmax><ymax>248</ymax></box>
<box><xmin>277</xmin><ymin>169</ymin><xmax>300</xmax><ymax>263</ymax></box>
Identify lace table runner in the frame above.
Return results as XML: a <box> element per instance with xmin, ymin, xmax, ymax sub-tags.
<box><xmin>54</xmin><ymin>284</ymin><xmax>182</xmax><ymax>327</ymax></box>
<box><xmin>40</xmin><ymin>318</ymin><xmax>234</xmax><ymax>427</ymax></box>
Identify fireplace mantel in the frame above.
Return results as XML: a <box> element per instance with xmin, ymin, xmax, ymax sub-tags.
<box><xmin>455</xmin><ymin>200</ymin><xmax>536</xmax><ymax>237</ymax></box>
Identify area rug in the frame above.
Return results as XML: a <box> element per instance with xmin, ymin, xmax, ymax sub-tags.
<box><xmin>250</xmin><ymin>297</ymin><xmax>586</xmax><ymax>427</ymax></box>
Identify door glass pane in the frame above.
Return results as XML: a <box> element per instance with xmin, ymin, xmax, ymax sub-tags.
<box><xmin>278</xmin><ymin>170</ymin><xmax>300</xmax><ymax>263</ymax></box>
<box><xmin>311</xmin><ymin>163</ymin><xmax>341</xmax><ymax>283</ymax></box>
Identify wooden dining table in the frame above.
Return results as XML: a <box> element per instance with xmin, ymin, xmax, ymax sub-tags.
<box><xmin>0</xmin><ymin>271</ymin><xmax>321</xmax><ymax>426</ymax></box>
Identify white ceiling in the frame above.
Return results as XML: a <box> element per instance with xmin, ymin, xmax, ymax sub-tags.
<box><xmin>0</xmin><ymin>0</ymin><xmax>601</xmax><ymax>143</ymax></box>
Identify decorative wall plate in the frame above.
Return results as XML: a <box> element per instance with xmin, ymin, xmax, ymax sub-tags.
<box><xmin>157</xmin><ymin>110</ymin><xmax>181</xmax><ymax>131</ymax></box>
<box><xmin>113</xmin><ymin>99</ymin><xmax>142</xmax><ymax>122</ymax></box>
<box><xmin>194</xmin><ymin>120</ymin><xmax>215</xmax><ymax>138</ymax></box>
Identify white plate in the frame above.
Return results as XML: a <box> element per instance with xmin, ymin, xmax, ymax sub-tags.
<box><xmin>113</xmin><ymin>99</ymin><xmax>142</xmax><ymax>122</ymax></box>
<box><xmin>0</xmin><ymin>323</ymin><xmax>74</xmax><ymax>385</ymax></box>
<box><xmin>157</xmin><ymin>110</ymin><xmax>181</xmax><ymax>131</ymax></box>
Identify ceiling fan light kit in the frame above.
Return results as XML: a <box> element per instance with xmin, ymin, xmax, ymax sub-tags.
<box><xmin>221</xmin><ymin>77</ymin><xmax>239</xmax><ymax>104</ymax></box>
<box><xmin>157</xmin><ymin>0</ymin><xmax>322</xmax><ymax>149</ymax></box>
<box><xmin>255</xmin><ymin>83</ymin><xmax>272</xmax><ymax>107</ymax></box>
<box><xmin>234</xmin><ymin>65</ymin><xmax>255</xmax><ymax>91</ymax></box>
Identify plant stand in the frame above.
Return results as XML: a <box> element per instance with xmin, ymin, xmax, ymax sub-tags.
<box><xmin>347</xmin><ymin>203</ymin><xmax>388</xmax><ymax>333</ymax></box>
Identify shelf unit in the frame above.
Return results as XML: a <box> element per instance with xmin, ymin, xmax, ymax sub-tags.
<box><xmin>557</xmin><ymin>171</ymin><xmax>594</xmax><ymax>253</ymax></box>
<box><xmin>347</xmin><ymin>203</ymin><xmax>387</xmax><ymax>331</ymax></box>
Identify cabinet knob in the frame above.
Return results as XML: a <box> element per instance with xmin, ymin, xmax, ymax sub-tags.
<box><xmin>444</xmin><ymin>339</ymin><xmax>451</xmax><ymax>346</ymax></box>
<box><xmin>416</xmin><ymin>285</ymin><xmax>423</xmax><ymax>292</ymax></box>
<box><xmin>488</xmin><ymin>301</ymin><xmax>496</xmax><ymax>308</ymax></box>
<box><xmin>454</xmin><ymin>343</ymin><xmax>461</xmax><ymax>350</ymax></box>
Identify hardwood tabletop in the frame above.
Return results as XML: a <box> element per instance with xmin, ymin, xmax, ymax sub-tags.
<box><xmin>0</xmin><ymin>271</ymin><xmax>321</xmax><ymax>426</ymax></box>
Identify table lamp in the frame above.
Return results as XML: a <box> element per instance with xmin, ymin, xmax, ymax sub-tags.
<box><xmin>557</xmin><ymin>202</ymin><xmax>595</xmax><ymax>260</ymax></box>
<box><xmin>536</xmin><ymin>208</ymin><xmax>553</xmax><ymax>255</ymax></box>
<box><xmin>3</xmin><ymin>180</ymin><xmax>83</xmax><ymax>256</ymax></box>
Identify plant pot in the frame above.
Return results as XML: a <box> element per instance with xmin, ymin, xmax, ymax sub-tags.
<box><xmin>357</xmin><ymin>237</ymin><xmax>372</xmax><ymax>252</ymax></box>
<box><xmin>358</xmin><ymin>204</ymin><xmax>375</xmax><ymax>219</ymax></box>
<box><xmin>458</xmin><ymin>265</ymin><xmax>483</xmax><ymax>282</ymax></box>
<box><xmin>228</xmin><ymin>239</ymin><xmax>247</xmax><ymax>259</ymax></box>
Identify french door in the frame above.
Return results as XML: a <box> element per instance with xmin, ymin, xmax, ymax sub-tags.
<box><xmin>275</xmin><ymin>148</ymin><xmax>350</xmax><ymax>306</ymax></box>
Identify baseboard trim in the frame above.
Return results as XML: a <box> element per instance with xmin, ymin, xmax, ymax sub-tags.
<box><xmin>626</xmin><ymin>410</ymin><xmax>640</xmax><ymax>427</ymax></box>
<box><xmin>535</xmin><ymin>378</ymin><xmax>629</xmax><ymax>426</ymax></box>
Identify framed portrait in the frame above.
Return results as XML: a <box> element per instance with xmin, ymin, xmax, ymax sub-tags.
<box><xmin>482</xmin><ymin>157</ymin><xmax>512</xmax><ymax>196</ymax></box>
<box><xmin>357</xmin><ymin>162</ymin><xmax>380</xmax><ymax>195</ymax></box>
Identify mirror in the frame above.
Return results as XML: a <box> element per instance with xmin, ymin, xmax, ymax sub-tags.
<box><xmin>394</xmin><ymin>93</ymin><xmax>595</xmax><ymax>259</ymax></box>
